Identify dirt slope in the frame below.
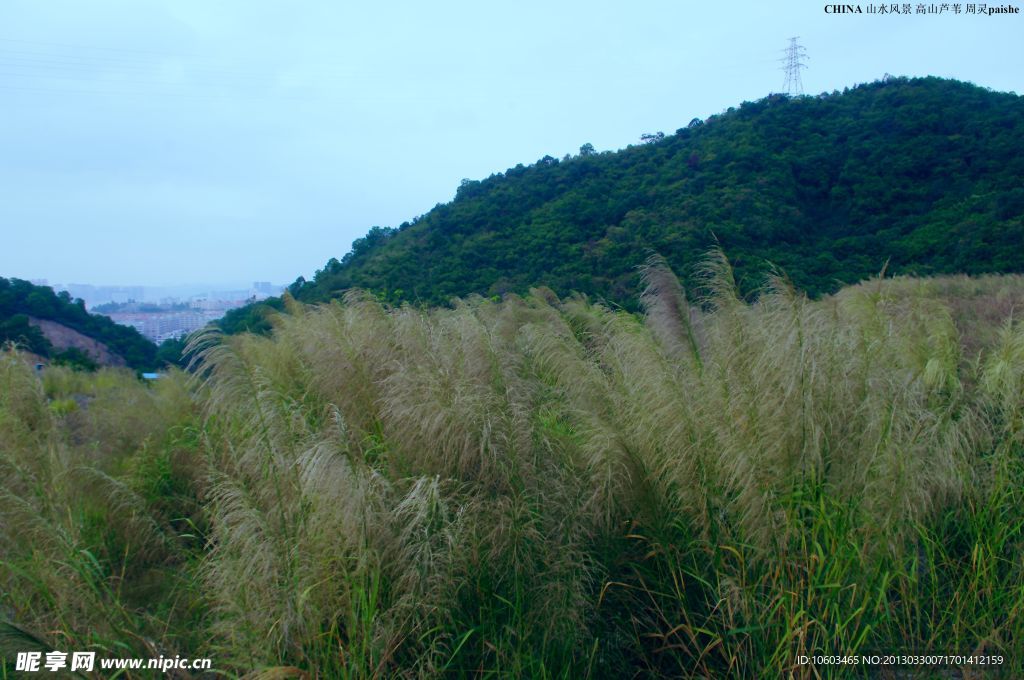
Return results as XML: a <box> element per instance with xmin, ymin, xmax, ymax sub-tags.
<box><xmin>29</xmin><ymin>317</ymin><xmax>127</xmax><ymax>367</ymax></box>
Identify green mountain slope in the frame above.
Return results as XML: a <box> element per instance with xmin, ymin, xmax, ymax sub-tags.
<box><xmin>223</xmin><ymin>76</ymin><xmax>1024</xmax><ymax>333</ymax></box>
<box><xmin>0</xmin><ymin>277</ymin><xmax>157</xmax><ymax>370</ymax></box>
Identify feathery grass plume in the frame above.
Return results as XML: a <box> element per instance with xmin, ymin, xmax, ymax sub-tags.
<box><xmin>75</xmin><ymin>465</ymin><xmax>185</xmax><ymax>572</ymax></box>
<box><xmin>189</xmin><ymin>309</ymin><xmax>443</xmax><ymax>671</ymax></box>
<box><xmin>383</xmin><ymin>298</ymin><xmax>596</xmax><ymax>651</ymax></box>
<box><xmin>833</xmin><ymin>278</ymin><xmax>967</xmax><ymax>528</ymax></box>
<box><xmin>1</xmin><ymin>354</ymin><xmax>202</xmax><ymax>662</ymax></box>
<box><xmin>515</xmin><ymin>299</ymin><xmax>632</xmax><ymax>530</ymax></box>
<box><xmin>383</xmin><ymin>299</ymin><xmax>538</xmax><ymax>491</ymax></box>
<box><xmin>982</xmin><ymin>317</ymin><xmax>1024</xmax><ymax>441</ymax></box>
<box><xmin>638</xmin><ymin>254</ymin><xmax>704</xmax><ymax>372</ymax></box>
<box><xmin>7</xmin><ymin>264</ymin><xmax>1024</xmax><ymax>676</ymax></box>
<box><xmin>847</xmin><ymin>273</ymin><xmax>1024</xmax><ymax>358</ymax></box>
<box><xmin>191</xmin><ymin>335</ymin><xmax>316</xmax><ymax>665</ymax></box>
<box><xmin>284</xmin><ymin>291</ymin><xmax>395</xmax><ymax>436</ymax></box>
<box><xmin>0</xmin><ymin>349</ymin><xmax>60</xmax><ymax>497</ymax></box>
<box><xmin>697</xmin><ymin>246</ymin><xmax>744</xmax><ymax>310</ymax></box>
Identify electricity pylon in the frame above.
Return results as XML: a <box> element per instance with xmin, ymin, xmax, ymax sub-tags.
<box><xmin>781</xmin><ymin>37</ymin><xmax>808</xmax><ymax>95</ymax></box>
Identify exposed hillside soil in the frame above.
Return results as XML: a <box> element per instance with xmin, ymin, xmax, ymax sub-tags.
<box><xmin>28</xmin><ymin>317</ymin><xmax>127</xmax><ymax>367</ymax></box>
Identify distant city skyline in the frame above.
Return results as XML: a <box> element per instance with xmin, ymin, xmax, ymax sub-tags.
<box><xmin>26</xmin><ymin>280</ymin><xmax>286</xmax><ymax>307</ymax></box>
<box><xmin>2</xmin><ymin>0</ymin><xmax>1020</xmax><ymax>286</ymax></box>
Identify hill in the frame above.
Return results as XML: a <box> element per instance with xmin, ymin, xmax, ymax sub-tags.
<box><xmin>221</xmin><ymin>76</ymin><xmax>1024</xmax><ymax>334</ymax></box>
<box><xmin>0</xmin><ymin>277</ymin><xmax>157</xmax><ymax>370</ymax></box>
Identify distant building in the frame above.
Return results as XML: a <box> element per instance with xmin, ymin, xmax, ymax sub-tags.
<box><xmin>104</xmin><ymin>298</ymin><xmax>249</xmax><ymax>343</ymax></box>
<box><xmin>251</xmin><ymin>281</ymin><xmax>283</xmax><ymax>299</ymax></box>
<box><xmin>60</xmin><ymin>284</ymin><xmax>146</xmax><ymax>307</ymax></box>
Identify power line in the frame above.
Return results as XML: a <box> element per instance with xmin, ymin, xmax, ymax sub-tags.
<box><xmin>0</xmin><ymin>50</ymin><xmax>301</xmax><ymax>79</ymax></box>
<box><xmin>0</xmin><ymin>48</ymin><xmax>370</xmax><ymax>86</ymax></box>
<box><xmin>0</xmin><ymin>69</ymin><xmax>269</xmax><ymax>91</ymax></box>
<box><xmin>0</xmin><ymin>82</ymin><xmax>317</xmax><ymax>102</ymax></box>
<box><xmin>0</xmin><ymin>37</ymin><xmax>367</xmax><ymax>82</ymax></box>
<box><xmin>0</xmin><ymin>47</ymin><xmax>291</xmax><ymax>79</ymax></box>
<box><xmin>0</xmin><ymin>36</ymin><xmax>231</xmax><ymax>60</ymax></box>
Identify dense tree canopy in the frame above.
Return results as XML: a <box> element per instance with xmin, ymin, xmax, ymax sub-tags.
<box><xmin>217</xmin><ymin>77</ymin><xmax>1024</xmax><ymax>334</ymax></box>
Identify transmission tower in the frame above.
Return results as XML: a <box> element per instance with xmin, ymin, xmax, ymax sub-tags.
<box><xmin>780</xmin><ymin>37</ymin><xmax>808</xmax><ymax>95</ymax></box>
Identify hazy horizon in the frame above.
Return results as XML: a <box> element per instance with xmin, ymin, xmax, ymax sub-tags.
<box><xmin>2</xmin><ymin>0</ymin><xmax>1020</xmax><ymax>287</ymax></box>
<box><xmin>24</xmin><ymin>280</ymin><xmax>283</xmax><ymax>294</ymax></box>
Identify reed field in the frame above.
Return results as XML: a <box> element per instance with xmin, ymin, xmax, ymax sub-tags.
<box><xmin>2</xmin><ymin>255</ymin><xmax>1023</xmax><ymax>678</ymax></box>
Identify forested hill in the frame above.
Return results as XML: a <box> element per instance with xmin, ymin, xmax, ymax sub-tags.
<box><xmin>0</xmin><ymin>278</ymin><xmax>157</xmax><ymax>371</ymax></box>
<box><xmin>223</xmin><ymin>76</ymin><xmax>1024</xmax><ymax>333</ymax></box>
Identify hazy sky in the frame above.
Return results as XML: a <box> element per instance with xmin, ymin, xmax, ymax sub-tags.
<box><xmin>1</xmin><ymin>1</ymin><xmax>1020</xmax><ymax>287</ymax></box>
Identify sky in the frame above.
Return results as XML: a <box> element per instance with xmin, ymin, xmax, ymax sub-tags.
<box><xmin>1</xmin><ymin>1</ymin><xmax>1020</xmax><ymax>287</ymax></box>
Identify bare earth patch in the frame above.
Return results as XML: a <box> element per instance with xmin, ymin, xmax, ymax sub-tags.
<box><xmin>28</xmin><ymin>316</ymin><xmax>127</xmax><ymax>367</ymax></box>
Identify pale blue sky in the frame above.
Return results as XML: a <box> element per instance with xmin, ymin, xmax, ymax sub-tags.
<box><xmin>1</xmin><ymin>0</ymin><xmax>1020</xmax><ymax>286</ymax></box>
